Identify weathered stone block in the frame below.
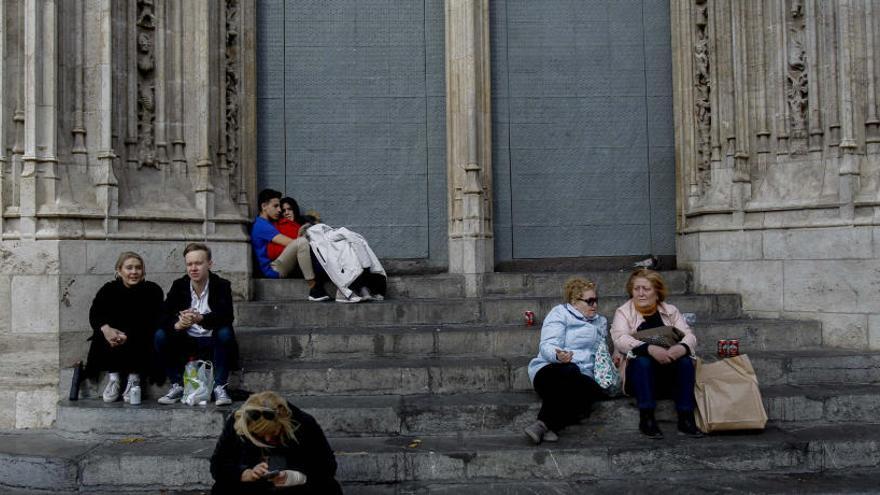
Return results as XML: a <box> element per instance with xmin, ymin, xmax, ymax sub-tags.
<box><xmin>870</xmin><ymin>315</ymin><xmax>880</xmax><ymax>350</ymax></box>
<box><xmin>698</xmin><ymin>230</ymin><xmax>763</xmax><ymax>261</ymax></box>
<box><xmin>676</xmin><ymin>232</ymin><xmax>700</xmax><ymax>264</ymax></box>
<box><xmin>764</xmin><ymin>227</ymin><xmax>873</xmax><ymax>260</ymax></box>
<box><xmin>783</xmin><ymin>260</ymin><xmax>880</xmax><ymax>313</ymax></box>
<box><xmin>0</xmin><ymin>275</ymin><xmax>10</xmax><ymax>334</ymax></box>
<box><xmin>16</xmin><ymin>388</ymin><xmax>57</xmax><ymax>428</ymax></box>
<box><xmin>11</xmin><ymin>275</ymin><xmax>60</xmax><ymax>334</ymax></box>
<box><xmin>694</xmin><ymin>261</ymin><xmax>782</xmax><ymax>312</ymax></box>
<box><xmin>784</xmin><ymin>312</ymin><xmax>867</xmax><ymax>349</ymax></box>
<box><xmin>0</xmin><ymin>241</ymin><xmax>59</xmax><ymax>275</ymax></box>
<box><xmin>58</xmin><ymin>240</ymin><xmax>87</xmax><ymax>275</ymax></box>
<box><xmin>59</xmin><ymin>274</ymin><xmax>107</xmax><ymax>334</ymax></box>
<box><xmin>0</xmin><ymin>392</ymin><xmax>16</xmax><ymax>429</ymax></box>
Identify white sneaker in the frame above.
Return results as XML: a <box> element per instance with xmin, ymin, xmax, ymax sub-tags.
<box><xmin>102</xmin><ymin>376</ymin><xmax>121</xmax><ymax>403</ymax></box>
<box><xmin>157</xmin><ymin>383</ymin><xmax>184</xmax><ymax>404</ymax></box>
<box><xmin>214</xmin><ymin>384</ymin><xmax>232</xmax><ymax>406</ymax></box>
<box><xmin>122</xmin><ymin>374</ymin><xmax>140</xmax><ymax>403</ymax></box>
<box><xmin>335</xmin><ymin>289</ymin><xmax>363</xmax><ymax>303</ymax></box>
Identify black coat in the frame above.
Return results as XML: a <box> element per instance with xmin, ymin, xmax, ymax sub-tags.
<box><xmin>210</xmin><ymin>403</ymin><xmax>343</xmax><ymax>494</ymax></box>
<box><xmin>162</xmin><ymin>272</ymin><xmax>239</xmax><ymax>369</ymax></box>
<box><xmin>84</xmin><ymin>278</ymin><xmax>164</xmax><ymax>380</ymax></box>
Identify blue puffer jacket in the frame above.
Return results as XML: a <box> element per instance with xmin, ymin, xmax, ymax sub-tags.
<box><xmin>527</xmin><ymin>304</ymin><xmax>608</xmax><ymax>383</ymax></box>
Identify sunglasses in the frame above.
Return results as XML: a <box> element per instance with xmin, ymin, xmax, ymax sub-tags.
<box><xmin>246</xmin><ymin>409</ymin><xmax>277</xmax><ymax>422</ymax></box>
<box><xmin>577</xmin><ymin>297</ymin><xmax>599</xmax><ymax>306</ymax></box>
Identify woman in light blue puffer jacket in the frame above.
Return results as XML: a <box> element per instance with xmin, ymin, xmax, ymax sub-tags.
<box><xmin>524</xmin><ymin>277</ymin><xmax>608</xmax><ymax>444</ymax></box>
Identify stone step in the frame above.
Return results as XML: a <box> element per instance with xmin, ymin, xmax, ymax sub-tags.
<box><xmin>236</xmin><ymin>349</ymin><xmax>880</xmax><ymax>396</ymax></box>
<box><xmin>234</xmin><ymin>293</ymin><xmax>742</xmax><ymax>327</ymax></box>
<box><xmin>235</xmin><ymin>319</ymin><xmax>823</xmax><ymax>361</ymax></box>
<box><xmin>66</xmin><ymin>349</ymin><xmax>880</xmax><ymax>403</ymax></box>
<box><xmin>346</xmin><ymin>468</ymin><xmax>880</xmax><ymax>495</ymax></box>
<box><xmin>4</xmin><ymin>424</ymin><xmax>880</xmax><ymax>492</ymax></box>
<box><xmin>56</xmin><ymin>384</ymin><xmax>880</xmax><ymax>439</ymax></box>
<box><xmin>253</xmin><ymin>270</ymin><xmax>691</xmax><ymax>301</ymax></box>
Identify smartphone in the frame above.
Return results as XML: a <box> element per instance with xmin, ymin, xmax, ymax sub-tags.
<box><xmin>262</xmin><ymin>470</ymin><xmax>280</xmax><ymax>480</ymax></box>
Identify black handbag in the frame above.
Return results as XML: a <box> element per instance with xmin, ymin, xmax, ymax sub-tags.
<box><xmin>635</xmin><ymin>325</ymin><xmax>685</xmax><ymax>348</ymax></box>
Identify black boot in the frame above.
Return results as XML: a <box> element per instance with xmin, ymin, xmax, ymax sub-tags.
<box><xmin>639</xmin><ymin>409</ymin><xmax>663</xmax><ymax>439</ymax></box>
<box><xmin>677</xmin><ymin>411</ymin><xmax>704</xmax><ymax>438</ymax></box>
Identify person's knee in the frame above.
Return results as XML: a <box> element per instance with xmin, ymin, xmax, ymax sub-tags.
<box><xmin>676</xmin><ymin>356</ymin><xmax>695</xmax><ymax>372</ymax></box>
<box><xmin>630</xmin><ymin>356</ymin><xmax>653</xmax><ymax>371</ymax></box>
<box><xmin>215</xmin><ymin>327</ymin><xmax>235</xmax><ymax>346</ymax></box>
<box><xmin>154</xmin><ymin>328</ymin><xmax>169</xmax><ymax>350</ymax></box>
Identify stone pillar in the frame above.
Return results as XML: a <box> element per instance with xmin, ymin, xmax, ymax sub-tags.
<box><xmin>0</xmin><ymin>0</ymin><xmax>254</xmax><ymax>429</ymax></box>
<box><xmin>444</xmin><ymin>0</ymin><xmax>493</xmax><ymax>296</ymax></box>
<box><xmin>673</xmin><ymin>0</ymin><xmax>880</xmax><ymax>349</ymax></box>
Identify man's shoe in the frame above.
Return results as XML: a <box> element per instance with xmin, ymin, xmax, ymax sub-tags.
<box><xmin>214</xmin><ymin>384</ymin><xmax>232</xmax><ymax>406</ymax></box>
<box><xmin>102</xmin><ymin>377</ymin><xmax>121</xmax><ymax>403</ymax></box>
<box><xmin>639</xmin><ymin>409</ymin><xmax>663</xmax><ymax>439</ymax></box>
<box><xmin>122</xmin><ymin>373</ymin><xmax>140</xmax><ymax>403</ymax></box>
<box><xmin>543</xmin><ymin>429</ymin><xmax>559</xmax><ymax>442</ymax></box>
<box><xmin>677</xmin><ymin>411</ymin><xmax>704</xmax><ymax>438</ymax></box>
<box><xmin>157</xmin><ymin>383</ymin><xmax>184</xmax><ymax>405</ymax></box>
<box><xmin>335</xmin><ymin>289</ymin><xmax>363</xmax><ymax>303</ymax></box>
<box><xmin>523</xmin><ymin>420</ymin><xmax>548</xmax><ymax>445</ymax></box>
<box><xmin>358</xmin><ymin>286</ymin><xmax>373</xmax><ymax>302</ymax></box>
<box><xmin>307</xmin><ymin>287</ymin><xmax>330</xmax><ymax>302</ymax></box>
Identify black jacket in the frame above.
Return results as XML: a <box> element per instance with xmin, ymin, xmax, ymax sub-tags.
<box><xmin>210</xmin><ymin>402</ymin><xmax>343</xmax><ymax>494</ymax></box>
<box><xmin>84</xmin><ymin>278</ymin><xmax>164</xmax><ymax>379</ymax></box>
<box><xmin>162</xmin><ymin>272</ymin><xmax>239</xmax><ymax>369</ymax></box>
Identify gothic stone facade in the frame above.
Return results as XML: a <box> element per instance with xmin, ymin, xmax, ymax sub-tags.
<box><xmin>0</xmin><ymin>0</ymin><xmax>878</xmax><ymax>429</ymax></box>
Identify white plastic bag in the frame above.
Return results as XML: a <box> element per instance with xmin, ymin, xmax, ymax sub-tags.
<box><xmin>182</xmin><ymin>359</ymin><xmax>213</xmax><ymax>406</ymax></box>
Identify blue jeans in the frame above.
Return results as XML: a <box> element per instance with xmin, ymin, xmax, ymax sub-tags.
<box><xmin>626</xmin><ymin>355</ymin><xmax>696</xmax><ymax>412</ymax></box>
<box><xmin>154</xmin><ymin>327</ymin><xmax>234</xmax><ymax>386</ymax></box>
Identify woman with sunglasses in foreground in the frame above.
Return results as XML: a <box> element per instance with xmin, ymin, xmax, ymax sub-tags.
<box><xmin>610</xmin><ymin>268</ymin><xmax>701</xmax><ymax>438</ymax></box>
<box><xmin>210</xmin><ymin>391</ymin><xmax>342</xmax><ymax>494</ymax></box>
<box><xmin>524</xmin><ymin>277</ymin><xmax>610</xmax><ymax>444</ymax></box>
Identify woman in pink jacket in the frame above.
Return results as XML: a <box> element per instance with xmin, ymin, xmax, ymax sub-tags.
<box><xmin>611</xmin><ymin>269</ymin><xmax>702</xmax><ymax>438</ymax></box>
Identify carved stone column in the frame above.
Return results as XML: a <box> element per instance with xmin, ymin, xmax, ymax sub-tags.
<box><xmin>444</xmin><ymin>0</ymin><xmax>493</xmax><ymax>295</ymax></box>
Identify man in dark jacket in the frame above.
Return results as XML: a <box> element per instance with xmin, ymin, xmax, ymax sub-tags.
<box><xmin>154</xmin><ymin>242</ymin><xmax>239</xmax><ymax>406</ymax></box>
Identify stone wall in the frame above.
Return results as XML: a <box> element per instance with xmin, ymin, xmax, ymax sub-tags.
<box><xmin>672</xmin><ymin>0</ymin><xmax>880</xmax><ymax>349</ymax></box>
<box><xmin>0</xmin><ymin>0</ymin><xmax>254</xmax><ymax>427</ymax></box>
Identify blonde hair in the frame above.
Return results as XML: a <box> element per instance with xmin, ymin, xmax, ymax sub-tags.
<box><xmin>114</xmin><ymin>252</ymin><xmax>145</xmax><ymax>277</ymax></box>
<box><xmin>626</xmin><ymin>268</ymin><xmax>668</xmax><ymax>302</ymax></box>
<box><xmin>233</xmin><ymin>391</ymin><xmax>299</xmax><ymax>448</ymax></box>
<box><xmin>563</xmin><ymin>277</ymin><xmax>597</xmax><ymax>304</ymax></box>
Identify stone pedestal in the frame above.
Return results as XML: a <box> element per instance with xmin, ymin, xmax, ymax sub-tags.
<box><xmin>672</xmin><ymin>0</ymin><xmax>880</xmax><ymax>349</ymax></box>
<box><xmin>0</xmin><ymin>0</ymin><xmax>253</xmax><ymax>428</ymax></box>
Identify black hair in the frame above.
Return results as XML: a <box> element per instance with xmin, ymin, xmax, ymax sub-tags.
<box><xmin>257</xmin><ymin>188</ymin><xmax>282</xmax><ymax>211</ymax></box>
<box><xmin>280</xmin><ymin>196</ymin><xmax>303</xmax><ymax>224</ymax></box>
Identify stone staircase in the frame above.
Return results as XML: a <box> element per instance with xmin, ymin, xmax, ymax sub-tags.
<box><xmin>4</xmin><ymin>270</ymin><xmax>880</xmax><ymax>494</ymax></box>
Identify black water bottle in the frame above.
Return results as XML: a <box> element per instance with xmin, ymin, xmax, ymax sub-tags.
<box><xmin>68</xmin><ymin>361</ymin><xmax>83</xmax><ymax>401</ymax></box>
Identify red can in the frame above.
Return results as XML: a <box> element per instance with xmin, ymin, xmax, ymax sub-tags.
<box><xmin>727</xmin><ymin>339</ymin><xmax>740</xmax><ymax>356</ymax></box>
<box><xmin>717</xmin><ymin>339</ymin><xmax>728</xmax><ymax>358</ymax></box>
<box><xmin>524</xmin><ymin>311</ymin><xmax>535</xmax><ymax>326</ymax></box>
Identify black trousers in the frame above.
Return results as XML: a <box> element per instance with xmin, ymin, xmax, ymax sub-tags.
<box><xmin>532</xmin><ymin>362</ymin><xmax>605</xmax><ymax>432</ymax></box>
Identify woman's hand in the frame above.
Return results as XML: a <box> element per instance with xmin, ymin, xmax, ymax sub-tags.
<box><xmin>667</xmin><ymin>344</ymin><xmax>688</xmax><ymax>361</ymax></box>
<box><xmin>612</xmin><ymin>351</ymin><xmax>623</xmax><ymax>366</ymax></box>
<box><xmin>273</xmin><ymin>470</ymin><xmax>307</xmax><ymax>487</ymax></box>
<box><xmin>241</xmin><ymin>462</ymin><xmax>269</xmax><ymax>482</ymax></box>
<box><xmin>100</xmin><ymin>325</ymin><xmax>127</xmax><ymax>347</ymax></box>
<box><xmin>555</xmin><ymin>348</ymin><xmax>573</xmax><ymax>363</ymax></box>
<box><xmin>647</xmin><ymin>345</ymin><xmax>673</xmax><ymax>364</ymax></box>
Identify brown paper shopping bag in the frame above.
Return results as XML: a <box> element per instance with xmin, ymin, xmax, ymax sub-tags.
<box><xmin>694</xmin><ymin>354</ymin><xmax>768</xmax><ymax>433</ymax></box>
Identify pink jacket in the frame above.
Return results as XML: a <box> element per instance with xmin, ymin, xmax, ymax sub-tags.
<box><xmin>610</xmin><ymin>300</ymin><xmax>697</xmax><ymax>391</ymax></box>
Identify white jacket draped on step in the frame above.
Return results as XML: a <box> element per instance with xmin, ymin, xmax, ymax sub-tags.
<box><xmin>305</xmin><ymin>224</ymin><xmax>386</xmax><ymax>298</ymax></box>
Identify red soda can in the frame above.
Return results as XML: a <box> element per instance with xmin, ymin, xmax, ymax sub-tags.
<box><xmin>524</xmin><ymin>311</ymin><xmax>535</xmax><ymax>326</ymax></box>
<box><xmin>717</xmin><ymin>339</ymin><xmax>728</xmax><ymax>358</ymax></box>
<box><xmin>728</xmin><ymin>339</ymin><xmax>739</xmax><ymax>356</ymax></box>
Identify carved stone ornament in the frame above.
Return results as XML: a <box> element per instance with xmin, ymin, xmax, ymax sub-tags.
<box><xmin>786</xmin><ymin>0</ymin><xmax>808</xmax><ymax>150</ymax></box>
<box><xmin>137</xmin><ymin>0</ymin><xmax>157</xmax><ymax>168</ymax></box>
<box><xmin>225</xmin><ymin>0</ymin><xmax>241</xmax><ymax>195</ymax></box>
<box><xmin>693</xmin><ymin>0</ymin><xmax>711</xmax><ymax>193</ymax></box>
